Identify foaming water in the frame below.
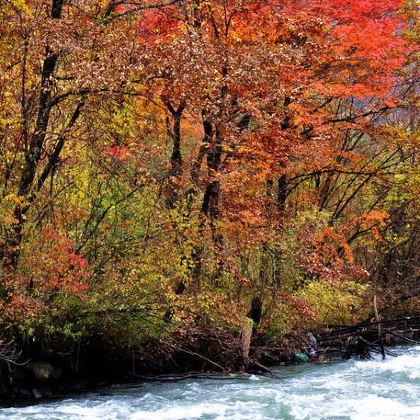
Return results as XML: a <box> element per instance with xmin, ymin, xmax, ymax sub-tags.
<box><xmin>2</xmin><ymin>346</ymin><xmax>420</xmax><ymax>420</ymax></box>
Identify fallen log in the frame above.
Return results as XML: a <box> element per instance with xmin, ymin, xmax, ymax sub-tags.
<box><xmin>316</xmin><ymin>315</ymin><xmax>420</xmax><ymax>359</ymax></box>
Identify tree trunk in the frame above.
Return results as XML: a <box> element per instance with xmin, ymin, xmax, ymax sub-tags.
<box><xmin>162</xmin><ymin>98</ymin><xmax>185</xmax><ymax>208</ymax></box>
<box><xmin>2</xmin><ymin>0</ymin><xmax>64</xmax><ymax>269</ymax></box>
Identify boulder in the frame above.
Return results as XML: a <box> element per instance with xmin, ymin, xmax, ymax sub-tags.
<box><xmin>32</xmin><ymin>388</ymin><xmax>43</xmax><ymax>399</ymax></box>
<box><xmin>26</xmin><ymin>361</ymin><xmax>62</xmax><ymax>382</ymax></box>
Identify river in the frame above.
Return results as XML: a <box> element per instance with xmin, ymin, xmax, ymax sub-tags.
<box><xmin>1</xmin><ymin>345</ymin><xmax>420</xmax><ymax>420</ymax></box>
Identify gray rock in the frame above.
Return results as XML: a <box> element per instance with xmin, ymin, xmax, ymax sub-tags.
<box><xmin>32</xmin><ymin>388</ymin><xmax>43</xmax><ymax>399</ymax></box>
<box><xmin>26</xmin><ymin>361</ymin><xmax>62</xmax><ymax>381</ymax></box>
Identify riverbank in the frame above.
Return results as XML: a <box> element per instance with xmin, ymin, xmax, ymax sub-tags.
<box><xmin>2</xmin><ymin>315</ymin><xmax>418</xmax><ymax>404</ymax></box>
<box><xmin>0</xmin><ymin>329</ymin><xmax>314</xmax><ymax>403</ymax></box>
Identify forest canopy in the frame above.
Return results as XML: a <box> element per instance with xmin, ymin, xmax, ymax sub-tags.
<box><xmin>0</xmin><ymin>0</ymin><xmax>420</xmax><ymax>372</ymax></box>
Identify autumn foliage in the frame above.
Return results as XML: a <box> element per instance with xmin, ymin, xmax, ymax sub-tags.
<box><xmin>0</xmin><ymin>0</ymin><xmax>419</xmax><ymax>369</ymax></box>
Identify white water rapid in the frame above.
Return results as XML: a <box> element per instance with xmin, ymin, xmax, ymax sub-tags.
<box><xmin>2</xmin><ymin>345</ymin><xmax>420</xmax><ymax>420</ymax></box>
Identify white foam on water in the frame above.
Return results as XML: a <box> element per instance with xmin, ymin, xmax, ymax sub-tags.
<box><xmin>279</xmin><ymin>390</ymin><xmax>420</xmax><ymax>420</ymax></box>
<box><xmin>130</xmin><ymin>399</ymin><xmax>267</xmax><ymax>420</ymax></box>
<box><xmin>266</xmin><ymin>350</ymin><xmax>420</xmax><ymax>420</ymax></box>
<box><xmin>299</xmin><ymin>374</ymin><xmax>352</xmax><ymax>391</ymax></box>
<box><xmin>56</xmin><ymin>402</ymin><xmax>122</xmax><ymax>419</ymax></box>
<box><xmin>353</xmin><ymin>351</ymin><xmax>420</xmax><ymax>381</ymax></box>
<box><xmin>350</xmin><ymin>395</ymin><xmax>420</xmax><ymax>420</ymax></box>
<box><xmin>0</xmin><ymin>400</ymin><xmax>131</xmax><ymax>420</ymax></box>
<box><xmin>131</xmin><ymin>402</ymin><xmax>227</xmax><ymax>420</ymax></box>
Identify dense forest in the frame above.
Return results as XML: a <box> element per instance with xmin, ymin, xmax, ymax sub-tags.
<box><xmin>1</xmin><ymin>0</ymin><xmax>420</xmax><ymax>387</ymax></box>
